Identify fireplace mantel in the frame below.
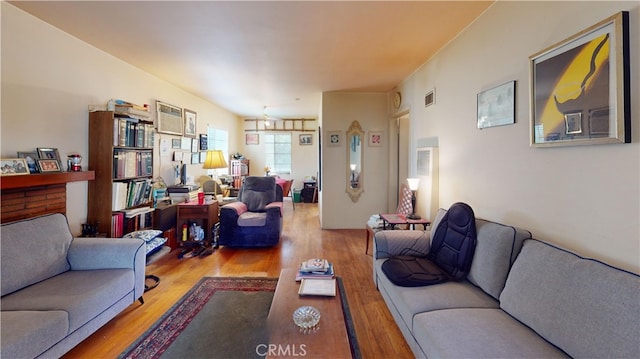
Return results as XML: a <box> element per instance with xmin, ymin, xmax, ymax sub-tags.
<box><xmin>1</xmin><ymin>171</ymin><xmax>95</xmax><ymax>190</ymax></box>
<box><xmin>1</xmin><ymin>171</ymin><xmax>95</xmax><ymax>223</ymax></box>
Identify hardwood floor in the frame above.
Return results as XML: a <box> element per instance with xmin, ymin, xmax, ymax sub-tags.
<box><xmin>63</xmin><ymin>201</ymin><xmax>413</xmax><ymax>359</ymax></box>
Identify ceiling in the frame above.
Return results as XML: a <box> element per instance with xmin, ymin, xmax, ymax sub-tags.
<box><xmin>10</xmin><ymin>1</ymin><xmax>493</xmax><ymax>119</ymax></box>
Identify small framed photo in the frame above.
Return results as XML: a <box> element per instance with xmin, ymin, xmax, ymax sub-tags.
<box><xmin>1</xmin><ymin>158</ymin><xmax>30</xmax><ymax>176</ymax></box>
<box><xmin>299</xmin><ymin>134</ymin><xmax>313</xmax><ymax>145</ymax></box>
<box><xmin>17</xmin><ymin>151</ymin><xmax>40</xmax><ymax>173</ymax></box>
<box><xmin>199</xmin><ymin>151</ymin><xmax>207</xmax><ymax>163</ymax></box>
<box><xmin>37</xmin><ymin>159</ymin><xmax>61</xmax><ymax>173</ymax></box>
<box><xmin>191</xmin><ymin>138</ymin><xmax>199</xmax><ymax>153</ymax></box>
<box><xmin>37</xmin><ymin>147</ymin><xmax>60</xmax><ymax>160</ymax></box>
<box><xmin>199</xmin><ymin>134</ymin><xmax>208</xmax><ymax>151</ymax></box>
<box><xmin>191</xmin><ymin>153</ymin><xmax>200</xmax><ymax>164</ymax></box>
<box><xmin>368</xmin><ymin>131</ymin><xmax>383</xmax><ymax>147</ymax></box>
<box><xmin>171</xmin><ymin>138</ymin><xmax>181</xmax><ymax>149</ymax></box>
<box><xmin>246</xmin><ymin>133</ymin><xmax>259</xmax><ymax>145</ymax></box>
<box><xmin>180</xmin><ymin>137</ymin><xmax>191</xmax><ymax>151</ymax></box>
<box><xmin>183</xmin><ymin>109</ymin><xmax>197</xmax><ymax>138</ymax></box>
<box><xmin>327</xmin><ymin>131</ymin><xmax>341</xmax><ymax>147</ymax></box>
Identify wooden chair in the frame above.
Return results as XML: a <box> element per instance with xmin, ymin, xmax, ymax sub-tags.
<box><xmin>280</xmin><ymin>179</ymin><xmax>295</xmax><ymax>210</ymax></box>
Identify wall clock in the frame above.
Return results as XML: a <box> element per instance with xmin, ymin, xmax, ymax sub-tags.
<box><xmin>393</xmin><ymin>92</ymin><xmax>402</xmax><ymax>109</ymax></box>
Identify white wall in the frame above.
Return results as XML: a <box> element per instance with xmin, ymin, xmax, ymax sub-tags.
<box><xmin>238</xmin><ymin>119</ymin><xmax>319</xmax><ymax>189</ymax></box>
<box><xmin>397</xmin><ymin>1</ymin><xmax>639</xmax><ymax>272</ymax></box>
<box><xmin>1</xmin><ymin>3</ymin><xmax>241</xmax><ymax>234</ymax></box>
<box><xmin>320</xmin><ymin>92</ymin><xmax>389</xmax><ymax>229</ymax></box>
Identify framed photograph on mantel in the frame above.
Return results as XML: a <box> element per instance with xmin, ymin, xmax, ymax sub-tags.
<box><xmin>529</xmin><ymin>11</ymin><xmax>630</xmax><ymax>147</ymax></box>
<box><xmin>477</xmin><ymin>81</ymin><xmax>515</xmax><ymax>129</ymax></box>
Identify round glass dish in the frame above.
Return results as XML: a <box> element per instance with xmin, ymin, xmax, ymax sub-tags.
<box><xmin>292</xmin><ymin>305</ymin><xmax>321</xmax><ymax>329</ymax></box>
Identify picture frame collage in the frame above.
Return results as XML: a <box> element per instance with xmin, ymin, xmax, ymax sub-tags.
<box><xmin>3</xmin><ymin>147</ymin><xmax>64</xmax><ymax>176</ymax></box>
<box><xmin>171</xmin><ymin>134</ymin><xmax>208</xmax><ymax>165</ymax></box>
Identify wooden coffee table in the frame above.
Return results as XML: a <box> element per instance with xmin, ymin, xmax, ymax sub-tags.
<box><xmin>266</xmin><ymin>268</ymin><xmax>352</xmax><ymax>358</ymax></box>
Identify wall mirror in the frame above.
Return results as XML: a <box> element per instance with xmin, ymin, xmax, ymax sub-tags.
<box><xmin>346</xmin><ymin>120</ymin><xmax>364</xmax><ymax>202</ymax></box>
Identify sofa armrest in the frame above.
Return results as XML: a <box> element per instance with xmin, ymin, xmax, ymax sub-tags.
<box><xmin>266</xmin><ymin>201</ymin><xmax>283</xmax><ymax>216</ymax></box>
<box><xmin>373</xmin><ymin>230</ymin><xmax>431</xmax><ymax>259</ymax></box>
<box><xmin>67</xmin><ymin>237</ymin><xmax>145</xmax><ymax>270</ymax></box>
<box><xmin>221</xmin><ymin>201</ymin><xmax>248</xmax><ymax>216</ymax></box>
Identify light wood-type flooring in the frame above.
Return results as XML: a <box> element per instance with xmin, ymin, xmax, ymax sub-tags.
<box><xmin>63</xmin><ymin>201</ymin><xmax>413</xmax><ymax>358</ymax></box>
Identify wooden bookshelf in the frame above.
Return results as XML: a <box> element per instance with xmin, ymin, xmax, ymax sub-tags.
<box><xmin>87</xmin><ymin>110</ymin><xmax>154</xmax><ymax>237</ymax></box>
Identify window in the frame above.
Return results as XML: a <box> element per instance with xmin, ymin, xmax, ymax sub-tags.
<box><xmin>264</xmin><ymin>133</ymin><xmax>291</xmax><ymax>174</ymax></box>
<box><xmin>207</xmin><ymin>127</ymin><xmax>229</xmax><ymax>174</ymax></box>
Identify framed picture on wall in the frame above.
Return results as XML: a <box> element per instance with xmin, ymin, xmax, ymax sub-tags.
<box><xmin>368</xmin><ymin>131</ymin><xmax>383</xmax><ymax>147</ymax></box>
<box><xmin>529</xmin><ymin>11</ymin><xmax>630</xmax><ymax>147</ymax></box>
<box><xmin>246</xmin><ymin>133</ymin><xmax>259</xmax><ymax>145</ymax></box>
<box><xmin>199</xmin><ymin>134</ymin><xmax>208</xmax><ymax>150</ymax></box>
<box><xmin>327</xmin><ymin>131</ymin><xmax>341</xmax><ymax>147</ymax></box>
<box><xmin>183</xmin><ymin>109</ymin><xmax>197</xmax><ymax>138</ymax></box>
<box><xmin>477</xmin><ymin>81</ymin><xmax>516</xmax><ymax>129</ymax></box>
<box><xmin>299</xmin><ymin>134</ymin><xmax>313</xmax><ymax>145</ymax></box>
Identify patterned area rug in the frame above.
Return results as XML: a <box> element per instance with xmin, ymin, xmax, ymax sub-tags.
<box><xmin>119</xmin><ymin>277</ymin><xmax>360</xmax><ymax>359</ymax></box>
<box><xmin>120</xmin><ymin>277</ymin><xmax>277</xmax><ymax>359</ymax></box>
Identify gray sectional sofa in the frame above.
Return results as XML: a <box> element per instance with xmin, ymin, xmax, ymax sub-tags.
<box><xmin>1</xmin><ymin>213</ymin><xmax>146</xmax><ymax>358</ymax></box>
<box><xmin>373</xmin><ymin>209</ymin><xmax>640</xmax><ymax>358</ymax></box>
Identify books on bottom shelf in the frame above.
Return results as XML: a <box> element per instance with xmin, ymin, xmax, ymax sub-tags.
<box><xmin>298</xmin><ymin>278</ymin><xmax>336</xmax><ymax>297</ymax></box>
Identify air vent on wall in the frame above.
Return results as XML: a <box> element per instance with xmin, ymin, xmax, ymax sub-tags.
<box><xmin>425</xmin><ymin>89</ymin><xmax>435</xmax><ymax>107</ymax></box>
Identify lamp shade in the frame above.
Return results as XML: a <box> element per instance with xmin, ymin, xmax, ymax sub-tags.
<box><xmin>203</xmin><ymin>150</ymin><xmax>228</xmax><ymax>170</ymax></box>
<box><xmin>407</xmin><ymin>178</ymin><xmax>420</xmax><ymax>191</ymax></box>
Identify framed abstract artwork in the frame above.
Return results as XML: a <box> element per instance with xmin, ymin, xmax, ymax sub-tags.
<box><xmin>529</xmin><ymin>11</ymin><xmax>630</xmax><ymax>147</ymax></box>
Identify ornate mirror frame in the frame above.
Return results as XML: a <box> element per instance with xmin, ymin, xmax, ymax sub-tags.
<box><xmin>346</xmin><ymin>120</ymin><xmax>364</xmax><ymax>202</ymax></box>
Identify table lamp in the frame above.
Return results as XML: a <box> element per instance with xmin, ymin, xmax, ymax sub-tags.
<box><xmin>406</xmin><ymin>178</ymin><xmax>421</xmax><ymax>219</ymax></box>
<box><xmin>203</xmin><ymin>150</ymin><xmax>228</xmax><ymax>179</ymax></box>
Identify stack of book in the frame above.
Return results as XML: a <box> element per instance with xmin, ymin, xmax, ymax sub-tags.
<box><xmin>296</xmin><ymin>258</ymin><xmax>334</xmax><ymax>281</ymax></box>
<box><xmin>297</xmin><ymin>258</ymin><xmax>336</xmax><ymax>297</ymax></box>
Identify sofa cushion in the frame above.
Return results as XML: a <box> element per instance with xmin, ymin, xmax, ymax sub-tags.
<box><xmin>413</xmin><ymin>308</ymin><xmax>568</xmax><ymax>358</ymax></box>
<box><xmin>376</xmin><ymin>259</ymin><xmax>498</xmax><ymax>331</ymax></box>
<box><xmin>466</xmin><ymin>219</ymin><xmax>530</xmax><ymax>299</ymax></box>
<box><xmin>1</xmin><ymin>269</ymin><xmax>134</xmax><ymax>333</ymax></box>
<box><xmin>1</xmin><ymin>213</ymin><xmax>72</xmax><ymax>296</ymax></box>
<box><xmin>0</xmin><ymin>310</ymin><xmax>69</xmax><ymax>359</ymax></box>
<box><xmin>238</xmin><ymin>212</ymin><xmax>267</xmax><ymax>227</ymax></box>
<box><xmin>500</xmin><ymin>239</ymin><xmax>640</xmax><ymax>358</ymax></box>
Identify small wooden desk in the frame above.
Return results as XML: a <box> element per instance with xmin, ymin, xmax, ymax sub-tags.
<box><xmin>176</xmin><ymin>200</ymin><xmax>219</xmax><ymax>243</ymax></box>
<box><xmin>267</xmin><ymin>269</ymin><xmax>352</xmax><ymax>359</ymax></box>
<box><xmin>380</xmin><ymin>213</ymin><xmax>430</xmax><ymax>230</ymax></box>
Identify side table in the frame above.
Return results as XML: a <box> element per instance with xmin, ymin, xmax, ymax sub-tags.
<box><xmin>176</xmin><ymin>200</ymin><xmax>219</xmax><ymax>245</ymax></box>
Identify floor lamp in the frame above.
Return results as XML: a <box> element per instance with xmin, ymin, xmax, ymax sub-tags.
<box><xmin>406</xmin><ymin>178</ymin><xmax>421</xmax><ymax>219</ymax></box>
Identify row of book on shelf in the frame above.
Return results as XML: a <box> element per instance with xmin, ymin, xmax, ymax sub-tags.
<box><xmin>113</xmin><ymin>117</ymin><xmax>155</xmax><ymax>148</ymax></box>
<box><xmin>111</xmin><ymin>206</ymin><xmax>155</xmax><ymax>238</ymax></box>
<box><xmin>297</xmin><ymin>258</ymin><xmax>337</xmax><ymax>297</ymax></box>
<box><xmin>113</xmin><ymin>149</ymin><xmax>153</xmax><ymax>179</ymax></box>
<box><xmin>112</xmin><ymin>178</ymin><xmax>153</xmax><ymax>211</ymax></box>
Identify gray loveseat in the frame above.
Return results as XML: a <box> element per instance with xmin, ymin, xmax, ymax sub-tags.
<box><xmin>373</xmin><ymin>208</ymin><xmax>640</xmax><ymax>358</ymax></box>
<box><xmin>1</xmin><ymin>213</ymin><xmax>146</xmax><ymax>358</ymax></box>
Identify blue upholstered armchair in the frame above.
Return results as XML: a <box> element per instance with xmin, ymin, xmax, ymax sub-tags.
<box><xmin>219</xmin><ymin>176</ymin><xmax>283</xmax><ymax>247</ymax></box>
